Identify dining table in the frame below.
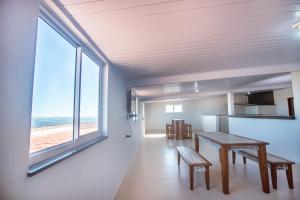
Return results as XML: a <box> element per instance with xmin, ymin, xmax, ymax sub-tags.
<box><xmin>194</xmin><ymin>132</ymin><xmax>270</xmax><ymax>195</ymax></box>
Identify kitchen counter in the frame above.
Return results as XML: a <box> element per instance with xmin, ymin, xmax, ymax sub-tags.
<box><xmin>228</xmin><ymin>115</ymin><xmax>295</xmax><ymax>120</ymax></box>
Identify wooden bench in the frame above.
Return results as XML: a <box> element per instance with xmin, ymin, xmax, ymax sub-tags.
<box><xmin>232</xmin><ymin>149</ymin><xmax>295</xmax><ymax>189</ymax></box>
<box><xmin>177</xmin><ymin>146</ymin><xmax>211</xmax><ymax>190</ymax></box>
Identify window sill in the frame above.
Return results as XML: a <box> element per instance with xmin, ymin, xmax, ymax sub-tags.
<box><xmin>27</xmin><ymin>136</ymin><xmax>108</xmax><ymax>177</ymax></box>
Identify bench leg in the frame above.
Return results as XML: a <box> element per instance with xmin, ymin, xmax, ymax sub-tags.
<box><xmin>194</xmin><ymin>135</ymin><xmax>199</xmax><ymax>153</ymax></box>
<box><xmin>205</xmin><ymin>166</ymin><xmax>210</xmax><ymax>190</ymax></box>
<box><xmin>189</xmin><ymin>166</ymin><xmax>194</xmax><ymax>190</ymax></box>
<box><xmin>243</xmin><ymin>156</ymin><xmax>247</xmax><ymax>165</ymax></box>
<box><xmin>286</xmin><ymin>164</ymin><xmax>294</xmax><ymax>189</ymax></box>
<box><xmin>270</xmin><ymin>164</ymin><xmax>277</xmax><ymax>189</ymax></box>
<box><xmin>177</xmin><ymin>151</ymin><xmax>180</xmax><ymax>165</ymax></box>
<box><xmin>232</xmin><ymin>151</ymin><xmax>236</xmax><ymax>164</ymax></box>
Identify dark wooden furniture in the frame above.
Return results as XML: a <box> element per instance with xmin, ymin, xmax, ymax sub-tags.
<box><xmin>247</xmin><ymin>91</ymin><xmax>274</xmax><ymax>105</ymax></box>
<box><xmin>166</xmin><ymin>124</ymin><xmax>175</xmax><ymax>139</ymax></box>
<box><xmin>166</xmin><ymin>120</ymin><xmax>192</xmax><ymax>139</ymax></box>
<box><xmin>172</xmin><ymin>119</ymin><xmax>185</xmax><ymax>139</ymax></box>
<box><xmin>185</xmin><ymin>124</ymin><xmax>192</xmax><ymax>139</ymax></box>
<box><xmin>287</xmin><ymin>97</ymin><xmax>295</xmax><ymax>117</ymax></box>
<box><xmin>177</xmin><ymin>146</ymin><xmax>211</xmax><ymax>190</ymax></box>
<box><xmin>232</xmin><ymin>149</ymin><xmax>295</xmax><ymax>189</ymax></box>
<box><xmin>194</xmin><ymin>132</ymin><xmax>270</xmax><ymax>194</ymax></box>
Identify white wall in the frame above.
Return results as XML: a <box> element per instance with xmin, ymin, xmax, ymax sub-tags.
<box><xmin>201</xmin><ymin>116</ymin><xmax>219</xmax><ymax>132</ymax></box>
<box><xmin>258</xmin><ymin>105</ymin><xmax>277</xmax><ymax>115</ymax></box>
<box><xmin>144</xmin><ymin>95</ymin><xmax>227</xmax><ymax>133</ymax></box>
<box><xmin>229</xmin><ymin>72</ymin><xmax>300</xmax><ymax>163</ymax></box>
<box><xmin>229</xmin><ymin>117</ymin><xmax>300</xmax><ymax>162</ymax></box>
<box><xmin>243</xmin><ymin>105</ymin><xmax>276</xmax><ymax>115</ymax></box>
<box><xmin>244</xmin><ymin>105</ymin><xmax>259</xmax><ymax>114</ymax></box>
<box><xmin>234</xmin><ymin>94</ymin><xmax>248</xmax><ymax>104</ymax></box>
<box><xmin>219</xmin><ymin>115</ymin><xmax>229</xmax><ymax>133</ymax></box>
<box><xmin>227</xmin><ymin>93</ymin><xmax>235</xmax><ymax>115</ymax></box>
<box><xmin>234</xmin><ymin>105</ymin><xmax>246</xmax><ymax>114</ymax></box>
<box><xmin>0</xmin><ymin>1</ymin><xmax>142</xmax><ymax>199</ymax></box>
<box><xmin>274</xmin><ymin>88</ymin><xmax>293</xmax><ymax>116</ymax></box>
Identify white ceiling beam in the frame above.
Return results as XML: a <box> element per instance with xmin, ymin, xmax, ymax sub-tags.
<box><xmin>131</xmin><ymin>63</ymin><xmax>300</xmax><ymax>87</ymax></box>
<box><xmin>141</xmin><ymin>83</ymin><xmax>292</xmax><ymax>102</ymax></box>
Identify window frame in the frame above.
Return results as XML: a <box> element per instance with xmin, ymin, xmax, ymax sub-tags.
<box><xmin>78</xmin><ymin>51</ymin><xmax>103</xmax><ymax>138</ymax></box>
<box><xmin>165</xmin><ymin>104</ymin><xmax>183</xmax><ymax>113</ymax></box>
<box><xmin>165</xmin><ymin>104</ymin><xmax>174</xmax><ymax>113</ymax></box>
<box><xmin>28</xmin><ymin>4</ymin><xmax>107</xmax><ymax>175</ymax></box>
<box><xmin>173</xmin><ymin>104</ymin><xmax>183</xmax><ymax>113</ymax></box>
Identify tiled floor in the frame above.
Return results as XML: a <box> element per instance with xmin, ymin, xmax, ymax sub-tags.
<box><xmin>115</xmin><ymin>134</ymin><xmax>299</xmax><ymax>200</ymax></box>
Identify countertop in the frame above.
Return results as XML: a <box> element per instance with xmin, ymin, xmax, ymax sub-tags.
<box><xmin>228</xmin><ymin>115</ymin><xmax>295</xmax><ymax>120</ymax></box>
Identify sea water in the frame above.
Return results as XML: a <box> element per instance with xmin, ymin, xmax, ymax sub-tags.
<box><xmin>31</xmin><ymin>117</ymin><xmax>97</xmax><ymax>129</ymax></box>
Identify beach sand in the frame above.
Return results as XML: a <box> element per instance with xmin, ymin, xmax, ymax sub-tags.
<box><xmin>30</xmin><ymin>123</ymin><xmax>97</xmax><ymax>153</ymax></box>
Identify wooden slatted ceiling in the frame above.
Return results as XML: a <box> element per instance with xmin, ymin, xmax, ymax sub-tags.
<box><xmin>60</xmin><ymin>0</ymin><xmax>300</xmax><ymax>79</ymax></box>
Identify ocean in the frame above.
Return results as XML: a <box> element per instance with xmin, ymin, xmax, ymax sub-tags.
<box><xmin>31</xmin><ymin>117</ymin><xmax>97</xmax><ymax>128</ymax></box>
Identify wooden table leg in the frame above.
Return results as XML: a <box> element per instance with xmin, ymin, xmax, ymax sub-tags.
<box><xmin>177</xmin><ymin>151</ymin><xmax>180</xmax><ymax>165</ymax></box>
<box><xmin>189</xmin><ymin>166</ymin><xmax>194</xmax><ymax>190</ymax></box>
<box><xmin>205</xmin><ymin>165</ymin><xmax>210</xmax><ymax>190</ymax></box>
<box><xmin>243</xmin><ymin>156</ymin><xmax>247</xmax><ymax>164</ymax></box>
<box><xmin>286</xmin><ymin>164</ymin><xmax>294</xmax><ymax>189</ymax></box>
<box><xmin>270</xmin><ymin>164</ymin><xmax>277</xmax><ymax>189</ymax></box>
<box><xmin>258</xmin><ymin>144</ymin><xmax>270</xmax><ymax>193</ymax></box>
<box><xmin>232</xmin><ymin>151</ymin><xmax>236</xmax><ymax>164</ymax></box>
<box><xmin>220</xmin><ymin>146</ymin><xmax>229</xmax><ymax>194</ymax></box>
<box><xmin>194</xmin><ymin>135</ymin><xmax>199</xmax><ymax>153</ymax></box>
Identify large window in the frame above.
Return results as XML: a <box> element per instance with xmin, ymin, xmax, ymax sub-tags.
<box><xmin>29</xmin><ymin>14</ymin><xmax>104</xmax><ymax>172</ymax></box>
<box><xmin>30</xmin><ymin>18</ymin><xmax>76</xmax><ymax>153</ymax></box>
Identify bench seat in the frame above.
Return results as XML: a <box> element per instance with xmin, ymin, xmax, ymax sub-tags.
<box><xmin>177</xmin><ymin>146</ymin><xmax>211</xmax><ymax>190</ymax></box>
<box><xmin>232</xmin><ymin>149</ymin><xmax>295</xmax><ymax>189</ymax></box>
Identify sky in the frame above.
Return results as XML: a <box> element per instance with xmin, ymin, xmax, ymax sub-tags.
<box><xmin>80</xmin><ymin>53</ymin><xmax>100</xmax><ymax>118</ymax></box>
<box><xmin>31</xmin><ymin>18</ymin><xmax>99</xmax><ymax>118</ymax></box>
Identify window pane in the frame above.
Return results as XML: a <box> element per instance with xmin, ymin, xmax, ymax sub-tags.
<box><xmin>174</xmin><ymin>104</ymin><xmax>182</xmax><ymax>113</ymax></box>
<box><xmin>79</xmin><ymin>53</ymin><xmax>100</xmax><ymax>135</ymax></box>
<box><xmin>166</xmin><ymin>105</ymin><xmax>173</xmax><ymax>113</ymax></box>
<box><xmin>30</xmin><ymin>18</ymin><xmax>76</xmax><ymax>153</ymax></box>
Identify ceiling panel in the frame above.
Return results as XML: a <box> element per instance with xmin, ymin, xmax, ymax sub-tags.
<box><xmin>134</xmin><ymin>73</ymin><xmax>292</xmax><ymax>100</ymax></box>
<box><xmin>59</xmin><ymin>0</ymin><xmax>300</xmax><ymax>79</ymax></box>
